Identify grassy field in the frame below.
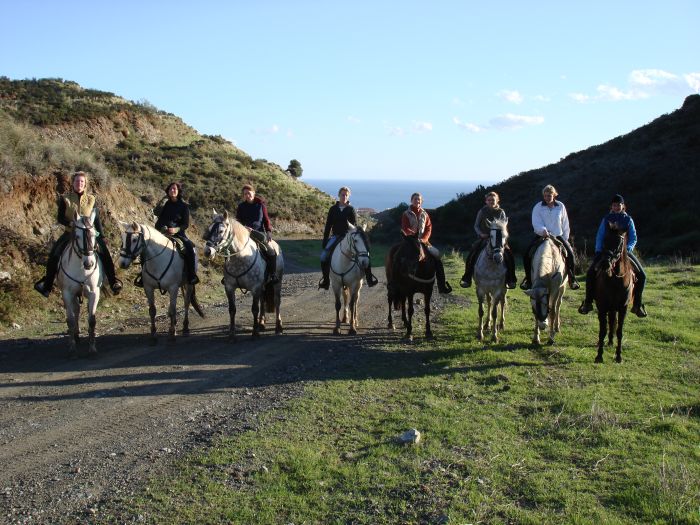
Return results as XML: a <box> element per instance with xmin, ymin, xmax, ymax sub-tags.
<box><xmin>102</xmin><ymin>255</ymin><xmax>700</xmax><ymax>524</ymax></box>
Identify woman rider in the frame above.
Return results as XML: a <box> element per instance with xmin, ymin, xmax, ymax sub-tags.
<box><xmin>235</xmin><ymin>184</ymin><xmax>279</xmax><ymax>284</ymax></box>
<box><xmin>319</xmin><ymin>186</ymin><xmax>378</xmax><ymax>290</ymax></box>
<box><xmin>400</xmin><ymin>192</ymin><xmax>452</xmax><ymax>294</ymax></box>
<box><xmin>578</xmin><ymin>194</ymin><xmax>647</xmax><ymax>317</ymax></box>
<box><xmin>459</xmin><ymin>191</ymin><xmax>517</xmax><ymax>289</ymax></box>
<box><xmin>520</xmin><ymin>184</ymin><xmax>580</xmax><ymax>291</ymax></box>
<box><xmin>153</xmin><ymin>181</ymin><xmax>199</xmax><ymax>285</ymax></box>
<box><xmin>34</xmin><ymin>171</ymin><xmax>122</xmax><ymax>297</ymax></box>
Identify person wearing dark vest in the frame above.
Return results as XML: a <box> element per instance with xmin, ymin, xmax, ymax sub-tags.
<box><xmin>460</xmin><ymin>191</ymin><xmax>517</xmax><ymax>289</ymax></box>
<box><xmin>154</xmin><ymin>181</ymin><xmax>199</xmax><ymax>285</ymax></box>
<box><xmin>34</xmin><ymin>171</ymin><xmax>123</xmax><ymax>297</ymax></box>
<box><xmin>319</xmin><ymin>186</ymin><xmax>378</xmax><ymax>290</ymax></box>
<box><xmin>400</xmin><ymin>192</ymin><xmax>452</xmax><ymax>294</ymax></box>
<box><xmin>236</xmin><ymin>184</ymin><xmax>279</xmax><ymax>284</ymax></box>
<box><xmin>520</xmin><ymin>184</ymin><xmax>580</xmax><ymax>291</ymax></box>
<box><xmin>578</xmin><ymin>194</ymin><xmax>647</xmax><ymax>317</ymax></box>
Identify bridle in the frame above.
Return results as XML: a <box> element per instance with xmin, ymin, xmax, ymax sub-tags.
<box><xmin>71</xmin><ymin>219</ymin><xmax>96</xmax><ymax>259</ymax></box>
<box><xmin>120</xmin><ymin>225</ymin><xmax>176</xmax><ymax>292</ymax></box>
<box><xmin>487</xmin><ymin>225</ymin><xmax>506</xmax><ymax>261</ymax></box>
<box><xmin>331</xmin><ymin>230</ymin><xmax>370</xmax><ymax>284</ymax></box>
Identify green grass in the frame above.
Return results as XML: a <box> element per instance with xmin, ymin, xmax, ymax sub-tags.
<box><xmin>100</xmin><ymin>258</ymin><xmax>700</xmax><ymax>524</ymax></box>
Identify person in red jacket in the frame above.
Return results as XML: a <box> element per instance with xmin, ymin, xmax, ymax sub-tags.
<box><xmin>400</xmin><ymin>192</ymin><xmax>452</xmax><ymax>294</ymax></box>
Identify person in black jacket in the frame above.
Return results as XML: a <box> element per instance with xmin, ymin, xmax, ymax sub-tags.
<box><xmin>236</xmin><ymin>184</ymin><xmax>278</xmax><ymax>284</ymax></box>
<box><xmin>318</xmin><ymin>186</ymin><xmax>378</xmax><ymax>290</ymax></box>
<box><xmin>153</xmin><ymin>182</ymin><xmax>199</xmax><ymax>285</ymax></box>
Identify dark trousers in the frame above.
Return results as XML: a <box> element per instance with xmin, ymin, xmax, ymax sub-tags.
<box><xmin>176</xmin><ymin>234</ymin><xmax>197</xmax><ymax>280</ymax></box>
<box><xmin>250</xmin><ymin>230</ymin><xmax>276</xmax><ymax>278</ymax></box>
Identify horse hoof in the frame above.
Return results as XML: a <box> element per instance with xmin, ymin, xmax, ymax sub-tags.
<box><xmin>426</xmin><ymin>333</ymin><xmax>435</xmax><ymax>341</ymax></box>
<box><xmin>595</xmin><ymin>356</ymin><xmax>603</xmax><ymax>364</ymax></box>
<box><xmin>349</xmin><ymin>329</ymin><xmax>357</xmax><ymax>336</ymax></box>
<box><xmin>275</xmin><ymin>326</ymin><xmax>283</xmax><ymax>334</ymax></box>
<box><xmin>388</xmin><ymin>322</ymin><xmax>394</xmax><ymax>330</ymax></box>
<box><xmin>259</xmin><ymin>324</ymin><xmax>266</xmax><ymax>332</ymax></box>
<box><xmin>547</xmin><ymin>339</ymin><xmax>555</xmax><ymax>346</ymax></box>
<box><xmin>182</xmin><ymin>328</ymin><xmax>190</xmax><ymax>337</ymax></box>
<box><xmin>252</xmin><ymin>332</ymin><xmax>260</xmax><ymax>339</ymax></box>
<box><xmin>615</xmin><ymin>355</ymin><xmax>622</xmax><ymax>363</ymax></box>
<box><xmin>333</xmin><ymin>328</ymin><xmax>341</xmax><ymax>336</ymax></box>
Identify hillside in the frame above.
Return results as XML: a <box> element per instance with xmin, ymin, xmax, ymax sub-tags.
<box><xmin>372</xmin><ymin>95</ymin><xmax>700</xmax><ymax>256</ymax></box>
<box><xmin>0</xmin><ymin>77</ymin><xmax>333</xmax><ymax>264</ymax></box>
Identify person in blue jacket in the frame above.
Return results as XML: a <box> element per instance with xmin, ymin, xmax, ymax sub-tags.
<box><xmin>578</xmin><ymin>194</ymin><xmax>647</xmax><ymax>317</ymax></box>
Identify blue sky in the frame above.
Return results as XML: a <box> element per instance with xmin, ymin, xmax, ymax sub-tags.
<box><xmin>2</xmin><ymin>1</ymin><xmax>698</xmax><ymax>183</ymax></box>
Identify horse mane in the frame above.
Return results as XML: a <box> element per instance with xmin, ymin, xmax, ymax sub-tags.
<box><xmin>228</xmin><ymin>217</ymin><xmax>250</xmax><ymax>246</ymax></box>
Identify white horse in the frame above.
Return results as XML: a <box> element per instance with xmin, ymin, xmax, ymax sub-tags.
<box><xmin>524</xmin><ymin>236</ymin><xmax>566</xmax><ymax>345</ymax></box>
<box><xmin>203</xmin><ymin>210</ymin><xmax>284</xmax><ymax>340</ymax></box>
<box><xmin>57</xmin><ymin>212</ymin><xmax>103</xmax><ymax>357</ymax></box>
<box><xmin>473</xmin><ymin>218</ymin><xmax>509</xmax><ymax>342</ymax></box>
<box><xmin>329</xmin><ymin>224</ymin><xmax>371</xmax><ymax>335</ymax></box>
<box><xmin>118</xmin><ymin>222</ymin><xmax>203</xmax><ymax>344</ymax></box>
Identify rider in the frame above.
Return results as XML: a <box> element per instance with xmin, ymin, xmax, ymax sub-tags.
<box><xmin>34</xmin><ymin>171</ymin><xmax>122</xmax><ymax>297</ymax></box>
<box><xmin>400</xmin><ymin>192</ymin><xmax>452</xmax><ymax>294</ymax></box>
<box><xmin>319</xmin><ymin>186</ymin><xmax>378</xmax><ymax>290</ymax></box>
<box><xmin>459</xmin><ymin>191</ymin><xmax>517</xmax><ymax>289</ymax></box>
<box><xmin>236</xmin><ymin>184</ymin><xmax>279</xmax><ymax>284</ymax></box>
<box><xmin>154</xmin><ymin>181</ymin><xmax>199</xmax><ymax>285</ymax></box>
<box><xmin>578</xmin><ymin>194</ymin><xmax>647</xmax><ymax>317</ymax></box>
<box><xmin>520</xmin><ymin>184</ymin><xmax>580</xmax><ymax>291</ymax></box>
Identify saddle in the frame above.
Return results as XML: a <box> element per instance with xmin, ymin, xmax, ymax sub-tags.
<box><xmin>165</xmin><ymin>235</ymin><xmax>186</xmax><ymax>257</ymax></box>
<box><xmin>529</xmin><ymin>236</ymin><xmax>565</xmax><ymax>260</ymax></box>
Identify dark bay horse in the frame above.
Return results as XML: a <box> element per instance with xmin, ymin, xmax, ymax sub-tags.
<box><xmin>593</xmin><ymin>223</ymin><xmax>635</xmax><ymax>363</ymax></box>
<box><xmin>385</xmin><ymin>237</ymin><xmax>436</xmax><ymax>341</ymax></box>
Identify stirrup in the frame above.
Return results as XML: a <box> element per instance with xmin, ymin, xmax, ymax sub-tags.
<box><xmin>366</xmin><ymin>273</ymin><xmax>379</xmax><ymax>287</ymax></box>
<box><xmin>569</xmin><ymin>278</ymin><xmax>581</xmax><ymax>290</ymax></box>
<box><xmin>134</xmin><ymin>274</ymin><xmax>144</xmax><ymax>288</ymax></box>
<box><xmin>631</xmin><ymin>304</ymin><xmax>647</xmax><ymax>318</ymax></box>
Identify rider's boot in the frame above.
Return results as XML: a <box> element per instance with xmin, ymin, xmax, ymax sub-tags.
<box><xmin>568</xmin><ymin>269</ymin><xmax>581</xmax><ymax>290</ymax></box>
<box><xmin>459</xmin><ymin>257</ymin><xmax>473</xmax><ymax>288</ymax></box>
<box><xmin>34</xmin><ymin>253</ymin><xmax>59</xmax><ymax>298</ymax></box>
<box><xmin>630</xmin><ymin>286</ymin><xmax>648</xmax><ymax>317</ymax></box>
<box><xmin>266</xmin><ymin>253</ymin><xmax>279</xmax><ymax>285</ymax></box>
<box><xmin>578</xmin><ymin>278</ymin><xmax>594</xmax><ymax>314</ymax></box>
<box><xmin>318</xmin><ymin>261</ymin><xmax>330</xmax><ymax>290</ymax></box>
<box><xmin>97</xmin><ymin>248</ymin><xmax>122</xmax><ymax>295</ymax></box>
<box><xmin>435</xmin><ymin>259</ymin><xmax>452</xmax><ymax>294</ymax></box>
<box><xmin>365</xmin><ymin>266</ymin><xmax>378</xmax><ymax>287</ymax></box>
<box><xmin>505</xmin><ymin>247</ymin><xmax>517</xmax><ymax>289</ymax></box>
<box><xmin>520</xmin><ymin>252</ymin><xmax>532</xmax><ymax>290</ymax></box>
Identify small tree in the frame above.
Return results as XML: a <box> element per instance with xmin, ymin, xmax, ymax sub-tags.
<box><xmin>287</xmin><ymin>159</ymin><xmax>303</xmax><ymax>178</ymax></box>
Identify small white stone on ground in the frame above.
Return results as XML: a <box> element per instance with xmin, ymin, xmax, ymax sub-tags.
<box><xmin>398</xmin><ymin>428</ymin><xmax>421</xmax><ymax>444</ymax></box>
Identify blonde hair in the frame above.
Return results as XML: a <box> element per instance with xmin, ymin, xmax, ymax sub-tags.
<box><xmin>338</xmin><ymin>186</ymin><xmax>351</xmax><ymax>195</ymax></box>
<box><xmin>485</xmin><ymin>191</ymin><xmax>500</xmax><ymax>203</ymax></box>
<box><xmin>242</xmin><ymin>183</ymin><xmax>255</xmax><ymax>193</ymax></box>
<box><xmin>71</xmin><ymin>171</ymin><xmax>89</xmax><ymax>184</ymax></box>
<box><xmin>542</xmin><ymin>184</ymin><xmax>558</xmax><ymax>197</ymax></box>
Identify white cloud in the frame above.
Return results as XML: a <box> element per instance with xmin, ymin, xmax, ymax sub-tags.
<box><xmin>489</xmin><ymin>113</ymin><xmax>544</xmax><ymax>130</ymax></box>
<box><xmin>569</xmin><ymin>92</ymin><xmax>591</xmax><ymax>103</ymax></box>
<box><xmin>412</xmin><ymin>121</ymin><xmax>433</xmax><ymax>133</ymax></box>
<box><xmin>596</xmin><ymin>84</ymin><xmax>648</xmax><ymax>101</ymax></box>
<box><xmin>629</xmin><ymin>69</ymin><xmax>678</xmax><ymax>86</ymax></box>
<box><xmin>533</xmin><ymin>95</ymin><xmax>551</xmax><ymax>102</ymax></box>
<box><xmin>498</xmin><ymin>89</ymin><xmax>524</xmax><ymax>104</ymax></box>
<box><xmin>685</xmin><ymin>73</ymin><xmax>700</xmax><ymax>93</ymax></box>
<box><xmin>452</xmin><ymin>116</ymin><xmax>483</xmax><ymax>133</ymax></box>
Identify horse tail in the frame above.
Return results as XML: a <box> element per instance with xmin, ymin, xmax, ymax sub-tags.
<box><xmin>264</xmin><ymin>283</ymin><xmax>275</xmax><ymax>313</ymax></box>
<box><xmin>190</xmin><ymin>286</ymin><xmax>205</xmax><ymax>318</ymax></box>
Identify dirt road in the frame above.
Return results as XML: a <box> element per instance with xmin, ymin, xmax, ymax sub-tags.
<box><xmin>0</xmin><ymin>266</ymin><xmax>453</xmax><ymax>523</ymax></box>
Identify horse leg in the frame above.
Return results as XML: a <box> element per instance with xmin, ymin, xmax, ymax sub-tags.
<box><xmin>274</xmin><ymin>284</ymin><xmax>283</xmax><ymax>334</ymax></box>
<box><xmin>63</xmin><ymin>291</ymin><xmax>79</xmax><ymax>358</ymax></box>
<box><xmin>87</xmin><ymin>290</ymin><xmax>99</xmax><ymax>356</ymax></box>
<box><xmin>532</xmin><ymin>319</ymin><xmax>541</xmax><ymax>346</ymax></box>
<box><xmin>167</xmin><ymin>287</ymin><xmax>178</xmax><ymax>343</ymax></box>
<box><xmin>145</xmin><ymin>287</ymin><xmax>158</xmax><ymax>345</ymax></box>
<box><xmin>387</xmin><ymin>293</ymin><xmax>395</xmax><ymax>329</ymax></box>
<box><xmin>424</xmin><ymin>291</ymin><xmax>434</xmax><ymax>340</ymax></box>
<box><xmin>348</xmin><ymin>290</ymin><xmax>358</xmax><ymax>335</ymax></box>
<box><xmin>226</xmin><ymin>287</ymin><xmax>237</xmax><ymax>341</ymax></box>
<box><xmin>251</xmin><ymin>294</ymin><xmax>260</xmax><ymax>338</ymax></box>
<box><xmin>595</xmin><ymin>309</ymin><xmax>606</xmax><ymax>363</ymax></box>
<box><xmin>607</xmin><ymin>311</ymin><xmax>616</xmax><ymax>347</ymax></box>
<box><xmin>341</xmin><ymin>287</ymin><xmax>349</xmax><ymax>324</ymax></box>
<box><xmin>333</xmin><ymin>290</ymin><xmax>342</xmax><ymax>335</ymax></box>
<box><xmin>477</xmin><ymin>294</ymin><xmax>485</xmax><ymax>341</ymax></box>
<box><xmin>404</xmin><ymin>294</ymin><xmax>414</xmax><ymax>342</ymax></box>
<box><xmin>484</xmin><ymin>295</ymin><xmax>491</xmax><ymax>331</ymax></box>
<box><xmin>181</xmin><ymin>285</ymin><xmax>191</xmax><ymax>336</ymax></box>
<box><xmin>498</xmin><ymin>296</ymin><xmax>506</xmax><ymax>331</ymax></box>
<box><xmin>490</xmin><ymin>297</ymin><xmax>499</xmax><ymax>343</ymax></box>
<box><xmin>615</xmin><ymin>309</ymin><xmax>626</xmax><ymax>363</ymax></box>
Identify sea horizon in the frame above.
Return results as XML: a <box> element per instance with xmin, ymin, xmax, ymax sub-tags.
<box><xmin>304</xmin><ymin>178</ymin><xmax>493</xmax><ymax>212</ymax></box>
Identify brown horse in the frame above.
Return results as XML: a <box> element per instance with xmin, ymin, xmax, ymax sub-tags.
<box><xmin>593</xmin><ymin>222</ymin><xmax>635</xmax><ymax>363</ymax></box>
<box><xmin>385</xmin><ymin>237</ymin><xmax>436</xmax><ymax>341</ymax></box>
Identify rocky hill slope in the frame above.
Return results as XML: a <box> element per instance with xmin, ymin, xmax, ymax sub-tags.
<box><xmin>373</xmin><ymin>94</ymin><xmax>700</xmax><ymax>256</ymax></box>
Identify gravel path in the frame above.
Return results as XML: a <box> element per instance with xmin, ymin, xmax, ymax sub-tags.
<box><xmin>0</xmin><ymin>265</ymin><xmax>457</xmax><ymax>524</ymax></box>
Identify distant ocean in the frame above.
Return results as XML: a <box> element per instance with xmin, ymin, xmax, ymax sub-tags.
<box><xmin>304</xmin><ymin>179</ymin><xmax>490</xmax><ymax>212</ymax></box>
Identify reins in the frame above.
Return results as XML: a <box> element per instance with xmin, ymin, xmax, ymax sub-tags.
<box><xmin>331</xmin><ymin>231</ymin><xmax>368</xmax><ymax>287</ymax></box>
<box><xmin>121</xmin><ymin>226</ymin><xmax>177</xmax><ymax>294</ymax></box>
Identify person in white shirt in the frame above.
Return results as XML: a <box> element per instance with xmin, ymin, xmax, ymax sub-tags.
<box><xmin>520</xmin><ymin>184</ymin><xmax>580</xmax><ymax>290</ymax></box>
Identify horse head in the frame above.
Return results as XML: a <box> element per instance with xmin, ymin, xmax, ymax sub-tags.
<box><xmin>345</xmin><ymin>223</ymin><xmax>371</xmax><ymax>271</ymax></box>
<box><xmin>524</xmin><ymin>286</ymin><xmax>550</xmax><ymax>329</ymax></box>
<box><xmin>204</xmin><ymin>209</ymin><xmax>231</xmax><ymax>259</ymax></box>
<box><xmin>486</xmin><ymin>218</ymin><xmax>508</xmax><ymax>264</ymax></box>
<box><xmin>73</xmin><ymin>211</ymin><xmax>98</xmax><ymax>270</ymax></box>
<box><xmin>600</xmin><ymin>222</ymin><xmax>628</xmax><ymax>277</ymax></box>
<box><xmin>118</xmin><ymin>221</ymin><xmax>144</xmax><ymax>269</ymax></box>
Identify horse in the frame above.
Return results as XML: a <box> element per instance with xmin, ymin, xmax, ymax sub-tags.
<box><xmin>523</xmin><ymin>236</ymin><xmax>566</xmax><ymax>345</ymax></box>
<box><xmin>328</xmin><ymin>224</ymin><xmax>371</xmax><ymax>335</ymax></box>
<box><xmin>593</xmin><ymin>223</ymin><xmax>635</xmax><ymax>363</ymax></box>
<box><xmin>473</xmin><ymin>218</ymin><xmax>509</xmax><ymax>342</ymax></box>
<box><xmin>203</xmin><ymin>210</ymin><xmax>284</xmax><ymax>340</ymax></box>
<box><xmin>56</xmin><ymin>212</ymin><xmax>103</xmax><ymax>357</ymax></box>
<box><xmin>385</xmin><ymin>237</ymin><xmax>436</xmax><ymax>342</ymax></box>
<box><xmin>118</xmin><ymin>222</ymin><xmax>203</xmax><ymax>344</ymax></box>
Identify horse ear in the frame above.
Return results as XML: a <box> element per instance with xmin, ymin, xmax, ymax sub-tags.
<box><xmin>361</xmin><ymin>222</ymin><xmax>367</xmax><ymax>231</ymax></box>
<box><xmin>131</xmin><ymin>221</ymin><xmax>139</xmax><ymax>231</ymax></box>
<box><xmin>212</xmin><ymin>208</ymin><xmax>218</xmax><ymax>217</ymax></box>
<box><xmin>118</xmin><ymin>220</ymin><xmax>130</xmax><ymax>229</ymax></box>
<box><xmin>223</xmin><ymin>210</ymin><xmax>229</xmax><ymax>220</ymax></box>
<box><xmin>347</xmin><ymin>221</ymin><xmax>356</xmax><ymax>231</ymax></box>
